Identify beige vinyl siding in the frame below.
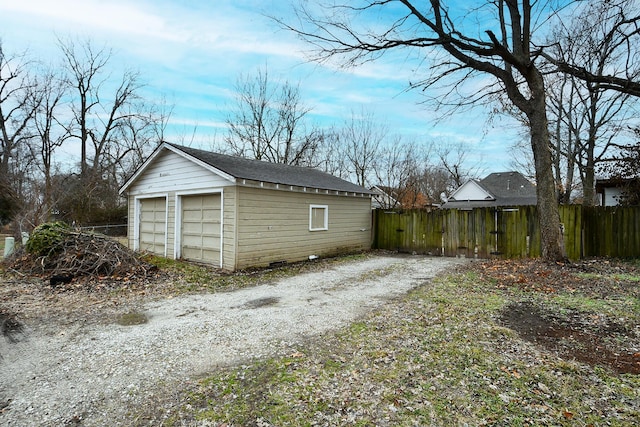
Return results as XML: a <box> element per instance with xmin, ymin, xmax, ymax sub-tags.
<box><xmin>222</xmin><ymin>186</ymin><xmax>237</xmax><ymax>270</ymax></box>
<box><xmin>235</xmin><ymin>186</ymin><xmax>371</xmax><ymax>269</ymax></box>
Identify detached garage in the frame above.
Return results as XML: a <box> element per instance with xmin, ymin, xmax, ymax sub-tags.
<box><xmin>119</xmin><ymin>142</ymin><xmax>373</xmax><ymax>271</ymax></box>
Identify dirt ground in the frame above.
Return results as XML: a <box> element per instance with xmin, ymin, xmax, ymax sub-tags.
<box><xmin>3</xmin><ymin>255</ymin><xmax>639</xmax><ymax>377</ymax></box>
<box><xmin>472</xmin><ymin>258</ymin><xmax>640</xmax><ymax>375</ymax></box>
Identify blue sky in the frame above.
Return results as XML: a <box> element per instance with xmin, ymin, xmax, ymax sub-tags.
<box><xmin>0</xmin><ymin>0</ymin><xmax>522</xmax><ymax>172</ymax></box>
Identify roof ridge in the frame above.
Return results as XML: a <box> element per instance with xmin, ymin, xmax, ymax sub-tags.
<box><xmin>165</xmin><ymin>142</ymin><xmax>373</xmax><ymax>194</ymax></box>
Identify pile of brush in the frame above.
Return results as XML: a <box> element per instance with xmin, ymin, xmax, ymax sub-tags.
<box><xmin>3</xmin><ymin>222</ymin><xmax>155</xmax><ymax>284</ymax></box>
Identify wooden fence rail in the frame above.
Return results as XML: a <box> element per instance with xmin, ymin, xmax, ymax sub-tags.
<box><xmin>372</xmin><ymin>205</ymin><xmax>640</xmax><ymax>260</ymax></box>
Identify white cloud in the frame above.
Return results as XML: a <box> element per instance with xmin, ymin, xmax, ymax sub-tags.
<box><xmin>0</xmin><ymin>0</ymin><xmax>183</xmax><ymax>41</ymax></box>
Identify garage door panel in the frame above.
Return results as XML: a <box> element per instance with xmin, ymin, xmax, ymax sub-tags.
<box><xmin>181</xmin><ymin>247</ymin><xmax>201</xmax><ymax>260</ymax></box>
<box><xmin>202</xmin><ymin>195</ymin><xmax>220</xmax><ymax>207</ymax></box>
<box><xmin>182</xmin><ymin>197</ymin><xmax>202</xmax><ymax>209</ymax></box>
<box><xmin>202</xmin><ymin>249</ymin><xmax>218</xmax><ymax>259</ymax></box>
<box><xmin>140</xmin><ymin>222</ymin><xmax>154</xmax><ymax>232</ymax></box>
<box><xmin>138</xmin><ymin>197</ymin><xmax>166</xmax><ymax>256</ymax></box>
<box><xmin>182</xmin><ymin>222</ymin><xmax>203</xmax><ymax>234</ymax></box>
<box><xmin>183</xmin><ymin>210</ymin><xmax>204</xmax><ymax>221</ymax></box>
<box><xmin>202</xmin><ymin>211</ymin><xmax>221</xmax><ymax>220</ymax></box>
<box><xmin>202</xmin><ymin>236</ymin><xmax>221</xmax><ymax>248</ymax></box>
<box><xmin>180</xmin><ymin>194</ymin><xmax>221</xmax><ymax>265</ymax></box>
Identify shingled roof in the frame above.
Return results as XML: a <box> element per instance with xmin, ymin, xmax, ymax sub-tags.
<box><xmin>167</xmin><ymin>143</ymin><xmax>372</xmax><ymax>194</ymax></box>
<box><xmin>480</xmin><ymin>171</ymin><xmax>537</xmax><ymax>204</ymax></box>
<box><xmin>441</xmin><ymin>171</ymin><xmax>537</xmax><ymax>209</ymax></box>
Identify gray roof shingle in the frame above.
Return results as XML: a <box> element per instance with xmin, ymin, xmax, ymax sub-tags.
<box><xmin>169</xmin><ymin>143</ymin><xmax>372</xmax><ymax>194</ymax></box>
<box><xmin>480</xmin><ymin>171</ymin><xmax>536</xmax><ymax>201</ymax></box>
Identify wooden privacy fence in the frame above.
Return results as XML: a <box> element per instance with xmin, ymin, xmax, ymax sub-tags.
<box><xmin>372</xmin><ymin>205</ymin><xmax>640</xmax><ymax>260</ymax></box>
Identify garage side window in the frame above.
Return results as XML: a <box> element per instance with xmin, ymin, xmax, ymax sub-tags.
<box><xmin>309</xmin><ymin>204</ymin><xmax>328</xmax><ymax>231</ymax></box>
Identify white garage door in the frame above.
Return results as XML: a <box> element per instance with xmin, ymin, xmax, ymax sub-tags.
<box><xmin>139</xmin><ymin>197</ymin><xmax>166</xmax><ymax>255</ymax></box>
<box><xmin>181</xmin><ymin>194</ymin><xmax>222</xmax><ymax>265</ymax></box>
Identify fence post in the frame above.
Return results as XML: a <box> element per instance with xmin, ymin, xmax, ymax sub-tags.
<box><xmin>4</xmin><ymin>237</ymin><xmax>15</xmax><ymax>257</ymax></box>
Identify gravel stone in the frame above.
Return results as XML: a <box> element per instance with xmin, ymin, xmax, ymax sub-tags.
<box><xmin>0</xmin><ymin>254</ymin><xmax>467</xmax><ymax>426</ymax></box>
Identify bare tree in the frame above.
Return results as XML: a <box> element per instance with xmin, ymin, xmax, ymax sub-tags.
<box><xmin>0</xmin><ymin>41</ymin><xmax>39</xmax><ymax>200</ymax></box>
<box><xmin>373</xmin><ymin>137</ymin><xmax>423</xmax><ymax>208</ymax></box>
<box><xmin>542</xmin><ymin>1</ymin><xmax>640</xmax><ymax>97</ymax></box>
<box><xmin>277</xmin><ymin>1</ymin><xmax>578</xmax><ymax>260</ymax></box>
<box><xmin>419</xmin><ymin>164</ymin><xmax>456</xmax><ymax>204</ymax></box>
<box><xmin>59</xmin><ymin>38</ymin><xmax>153</xmax><ymax>180</ymax></box>
<box><xmin>224</xmin><ymin>67</ymin><xmax>323</xmax><ymax>166</ymax></box>
<box><xmin>546</xmin><ymin>1</ymin><xmax>639</xmax><ymax>206</ymax></box>
<box><xmin>58</xmin><ymin>38</ymin><xmax>110</xmax><ymax>177</ymax></box>
<box><xmin>434</xmin><ymin>142</ymin><xmax>483</xmax><ymax>188</ymax></box>
<box><xmin>56</xmin><ymin>37</ymin><xmax>165</xmax><ymax>224</ymax></box>
<box><xmin>315</xmin><ymin>128</ymin><xmax>350</xmax><ymax>179</ymax></box>
<box><xmin>31</xmin><ymin>67</ymin><xmax>69</xmax><ymax>222</ymax></box>
<box><xmin>338</xmin><ymin>108</ymin><xmax>385</xmax><ymax>187</ymax></box>
<box><xmin>546</xmin><ymin>73</ymin><xmax>580</xmax><ymax>204</ymax></box>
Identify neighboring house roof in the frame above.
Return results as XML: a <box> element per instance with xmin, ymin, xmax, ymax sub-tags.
<box><xmin>120</xmin><ymin>142</ymin><xmax>373</xmax><ymax>195</ymax></box>
<box><xmin>441</xmin><ymin>171</ymin><xmax>537</xmax><ymax>209</ymax></box>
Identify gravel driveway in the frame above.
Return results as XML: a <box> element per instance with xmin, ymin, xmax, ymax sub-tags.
<box><xmin>0</xmin><ymin>254</ymin><xmax>466</xmax><ymax>426</ymax></box>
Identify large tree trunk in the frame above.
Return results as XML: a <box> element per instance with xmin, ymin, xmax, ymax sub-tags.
<box><xmin>582</xmin><ymin>166</ymin><xmax>596</xmax><ymax>206</ymax></box>
<box><xmin>582</xmin><ymin>139</ymin><xmax>596</xmax><ymax>206</ymax></box>
<box><xmin>529</xmin><ymin>101</ymin><xmax>566</xmax><ymax>261</ymax></box>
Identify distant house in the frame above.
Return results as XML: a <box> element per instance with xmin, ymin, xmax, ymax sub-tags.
<box><xmin>441</xmin><ymin>171</ymin><xmax>537</xmax><ymax>209</ymax></box>
<box><xmin>595</xmin><ymin>177</ymin><xmax>640</xmax><ymax>206</ymax></box>
<box><xmin>119</xmin><ymin>142</ymin><xmax>373</xmax><ymax>271</ymax></box>
<box><xmin>370</xmin><ymin>185</ymin><xmax>398</xmax><ymax>209</ymax></box>
<box><xmin>371</xmin><ymin>185</ymin><xmax>433</xmax><ymax>210</ymax></box>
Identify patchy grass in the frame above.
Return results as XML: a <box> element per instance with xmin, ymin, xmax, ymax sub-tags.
<box><xmin>136</xmin><ymin>258</ymin><xmax>640</xmax><ymax>426</ymax></box>
<box><xmin>116</xmin><ymin>311</ymin><xmax>148</xmax><ymax>326</ymax></box>
<box><xmin>143</xmin><ymin>253</ymin><xmax>372</xmax><ymax>294</ymax></box>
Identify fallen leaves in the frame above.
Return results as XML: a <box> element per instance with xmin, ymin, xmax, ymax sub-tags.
<box><xmin>500</xmin><ymin>365</ymin><xmax>522</xmax><ymax>379</ymax></box>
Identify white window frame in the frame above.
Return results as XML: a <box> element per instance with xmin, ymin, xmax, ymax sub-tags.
<box><xmin>309</xmin><ymin>204</ymin><xmax>329</xmax><ymax>231</ymax></box>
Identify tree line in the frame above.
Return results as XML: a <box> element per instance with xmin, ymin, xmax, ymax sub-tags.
<box><xmin>222</xmin><ymin>67</ymin><xmax>482</xmax><ymax>208</ymax></box>
<box><xmin>0</xmin><ymin>38</ymin><xmax>169</xmax><ymax>232</ymax></box>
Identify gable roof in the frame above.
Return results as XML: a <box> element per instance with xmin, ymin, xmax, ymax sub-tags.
<box><xmin>441</xmin><ymin>171</ymin><xmax>537</xmax><ymax>209</ymax></box>
<box><xmin>120</xmin><ymin>142</ymin><xmax>372</xmax><ymax>195</ymax></box>
<box><xmin>447</xmin><ymin>180</ymin><xmax>495</xmax><ymax>202</ymax></box>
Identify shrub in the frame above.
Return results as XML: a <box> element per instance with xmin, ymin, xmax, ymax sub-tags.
<box><xmin>25</xmin><ymin>222</ymin><xmax>71</xmax><ymax>256</ymax></box>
